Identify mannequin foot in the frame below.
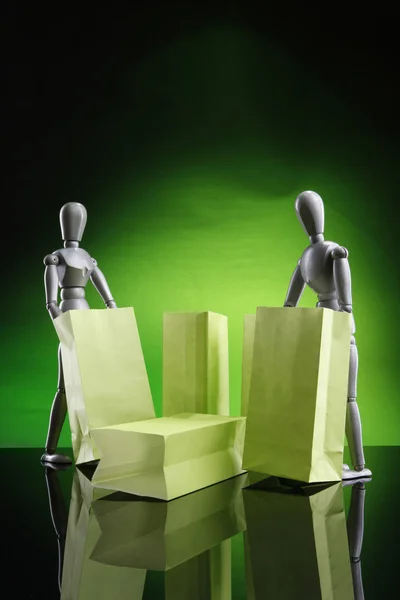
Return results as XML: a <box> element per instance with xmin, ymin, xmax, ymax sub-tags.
<box><xmin>342</xmin><ymin>463</ymin><xmax>372</xmax><ymax>480</ymax></box>
<box><xmin>41</xmin><ymin>452</ymin><xmax>72</xmax><ymax>465</ymax></box>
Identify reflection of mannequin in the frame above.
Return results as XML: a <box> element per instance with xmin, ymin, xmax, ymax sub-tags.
<box><xmin>43</xmin><ymin>464</ymin><xmax>69</xmax><ymax>594</ymax></box>
<box><xmin>343</xmin><ymin>478</ymin><xmax>370</xmax><ymax>600</ymax></box>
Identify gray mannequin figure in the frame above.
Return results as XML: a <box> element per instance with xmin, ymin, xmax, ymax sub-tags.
<box><xmin>41</xmin><ymin>202</ymin><xmax>117</xmax><ymax>465</ymax></box>
<box><xmin>284</xmin><ymin>190</ymin><xmax>371</xmax><ymax>480</ymax></box>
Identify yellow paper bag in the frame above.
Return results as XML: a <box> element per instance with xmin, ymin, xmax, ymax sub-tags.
<box><xmin>90</xmin><ymin>413</ymin><xmax>246</xmax><ymax>500</ymax></box>
<box><xmin>243</xmin><ymin>307</ymin><xmax>351</xmax><ymax>483</ymax></box>
<box><xmin>162</xmin><ymin>312</ymin><xmax>229</xmax><ymax>416</ymax></box>
<box><xmin>53</xmin><ymin>308</ymin><xmax>155</xmax><ymax>465</ymax></box>
<box><xmin>243</xmin><ymin>479</ymin><xmax>354</xmax><ymax>599</ymax></box>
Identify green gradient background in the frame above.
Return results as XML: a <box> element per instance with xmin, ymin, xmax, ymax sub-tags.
<box><xmin>3</xmin><ymin>22</ymin><xmax>399</xmax><ymax>446</ymax></box>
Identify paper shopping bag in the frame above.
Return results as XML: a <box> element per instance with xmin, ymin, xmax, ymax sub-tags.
<box><xmin>243</xmin><ymin>480</ymin><xmax>354</xmax><ymax>600</ymax></box>
<box><xmin>61</xmin><ymin>470</ymin><xmax>146</xmax><ymax>600</ymax></box>
<box><xmin>90</xmin><ymin>413</ymin><xmax>246</xmax><ymax>500</ymax></box>
<box><xmin>53</xmin><ymin>308</ymin><xmax>155</xmax><ymax>465</ymax></box>
<box><xmin>243</xmin><ymin>307</ymin><xmax>352</xmax><ymax>483</ymax></box>
<box><xmin>90</xmin><ymin>472</ymin><xmax>247</xmax><ymax>571</ymax></box>
<box><xmin>241</xmin><ymin>314</ymin><xmax>256</xmax><ymax>417</ymax></box>
<box><xmin>162</xmin><ymin>312</ymin><xmax>229</xmax><ymax>416</ymax></box>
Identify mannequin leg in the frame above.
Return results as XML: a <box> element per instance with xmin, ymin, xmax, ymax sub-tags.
<box><xmin>343</xmin><ymin>336</ymin><xmax>371</xmax><ymax>479</ymax></box>
<box><xmin>41</xmin><ymin>345</ymin><xmax>72</xmax><ymax>464</ymax></box>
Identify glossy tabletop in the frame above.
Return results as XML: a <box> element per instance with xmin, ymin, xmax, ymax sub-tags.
<box><xmin>2</xmin><ymin>447</ymin><xmax>399</xmax><ymax>599</ymax></box>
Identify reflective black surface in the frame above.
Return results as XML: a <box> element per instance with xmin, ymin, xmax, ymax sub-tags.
<box><xmin>3</xmin><ymin>447</ymin><xmax>399</xmax><ymax>599</ymax></box>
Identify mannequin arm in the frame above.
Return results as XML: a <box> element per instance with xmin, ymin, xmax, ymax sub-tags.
<box><xmin>332</xmin><ymin>246</ymin><xmax>352</xmax><ymax>313</ymax></box>
<box><xmin>44</xmin><ymin>254</ymin><xmax>62</xmax><ymax>320</ymax></box>
<box><xmin>90</xmin><ymin>258</ymin><xmax>117</xmax><ymax>308</ymax></box>
<box><xmin>284</xmin><ymin>261</ymin><xmax>305</xmax><ymax>307</ymax></box>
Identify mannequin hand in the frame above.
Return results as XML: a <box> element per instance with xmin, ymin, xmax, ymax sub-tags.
<box><xmin>47</xmin><ymin>303</ymin><xmax>62</xmax><ymax>320</ymax></box>
<box><xmin>340</xmin><ymin>304</ymin><xmax>353</xmax><ymax>314</ymax></box>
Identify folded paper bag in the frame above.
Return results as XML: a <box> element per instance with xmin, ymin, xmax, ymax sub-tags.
<box><xmin>243</xmin><ymin>307</ymin><xmax>352</xmax><ymax>483</ymax></box>
<box><xmin>90</xmin><ymin>412</ymin><xmax>246</xmax><ymax>501</ymax></box>
<box><xmin>163</xmin><ymin>311</ymin><xmax>229</xmax><ymax>416</ymax></box>
<box><xmin>53</xmin><ymin>307</ymin><xmax>155</xmax><ymax>465</ymax></box>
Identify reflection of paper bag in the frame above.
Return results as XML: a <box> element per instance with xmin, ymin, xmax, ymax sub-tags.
<box><xmin>241</xmin><ymin>314</ymin><xmax>256</xmax><ymax>417</ymax></box>
<box><xmin>243</xmin><ymin>532</ymin><xmax>255</xmax><ymax>600</ymax></box>
<box><xmin>90</xmin><ymin>472</ymin><xmax>247</xmax><ymax>570</ymax></box>
<box><xmin>61</xmin><ymin>471</ymin><xmax>146</xmax><ymax>600</ymax></box>
<box><xmin>243</xmin><ymin>480</ymin><xmax>354</xmax><ymax>600</ymax></box>
<box><xmin>243</xmin><ymin>307</ymin><xmax>351</xmax><ymax>483</ymax></box>
<box><xmin>133</xmin><ymin>543</ymin><xmax>232</xmax><ymax>600</ymax></box>
<box><xmin>165</xmin><ymin>541</ymin><xmax>232</xmax><ymax>600</ymax></box>
<box><xmin>163</xmin><ymin>312</ymin><xmax>229</xmax><ymax>416</ymax></box>
<box><xmin>61</xmin><ymin>471</ymin><xmax>239</xmax><ymax>599</ymax></box>
<box><xmin>53</xmin><ymin>308</ymin><xmax>155</xmax><ymax>465</ymax></box>
<box><xmin>90</xmin><ymin>413</ymin><xmax>245</xmax><ymax>500</ymax></box>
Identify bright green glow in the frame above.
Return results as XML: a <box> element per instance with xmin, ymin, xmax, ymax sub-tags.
<box><xmin>2</xmin><ymin>164</ymin><xmax>396</xmax><ymax>446</ymax></box>
<box><xmin>1</xmin><ymin>26</ymin><xmax>397</xmax><ymax>446</ymax></box>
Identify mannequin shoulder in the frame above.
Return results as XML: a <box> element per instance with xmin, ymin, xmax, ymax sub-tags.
<box><xmin>43</xmin><ymin>252</ymin><xmax>60</xmax><ymax>266</ymax></box>
<box><xmin>331</xmin><ymin>245</ymin><xmax>349</xmax><ymax>260</ymax></box>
